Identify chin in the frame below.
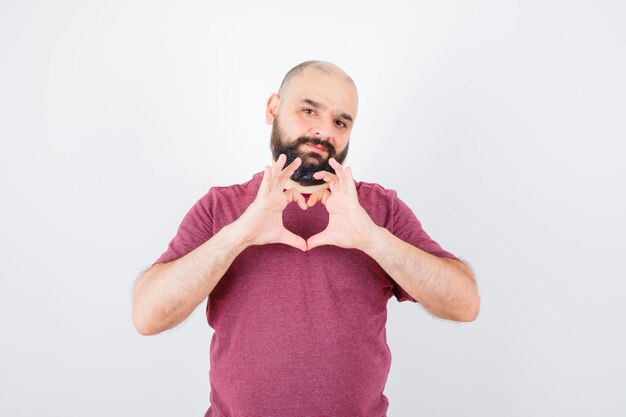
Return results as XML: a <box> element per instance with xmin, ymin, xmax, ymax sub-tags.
<box><xmin>303</xmin><ymin>154</ymin><xmax>324</xmax><ymax>163</ymax></box>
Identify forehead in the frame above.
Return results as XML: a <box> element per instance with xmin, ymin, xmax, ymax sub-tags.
<box><xmin>282</xmin><ymin>68</ymin><xmax>358</xmax><ymax>118</ymax></box>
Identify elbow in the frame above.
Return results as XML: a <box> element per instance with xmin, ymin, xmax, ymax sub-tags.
<box><xmin>132</xmin><ymin>269</ymin><xmax>165</xmax><ymax>336</ymax></box>
<box><xmin>458</xmin><ymin>266</ymin><xmax>481</xmax><ymax>322</ymax></box>
<box><xmin>457</xmin><ymin>294</ymin><xmax>481</xmax><ymax>322</ymax></box>
<box><xmin>132</xmin><ymin>306</ymin><xmax>162</xmax><ymax>336</ymax></box>
<box><xmin>132</xmin><ymin>290</ymin><xmax>166</xmax><ymax>336</ymax></box>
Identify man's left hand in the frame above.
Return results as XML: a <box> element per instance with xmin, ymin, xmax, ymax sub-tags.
<box><xmin>306</xmin><ymin>158</ymin><xmax>378</xmax><ymax>251</ymax></box>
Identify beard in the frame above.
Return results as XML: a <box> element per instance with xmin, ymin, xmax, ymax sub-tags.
<box><xmin>270</xmin><ymin>115</ymin><xmax>350</xmax><ymax>186</ymax></box>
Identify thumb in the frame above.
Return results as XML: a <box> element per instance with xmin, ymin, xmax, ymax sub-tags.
<box><xmin>306</xmin><ymin>229</ymin><xmax>332</xmax><ymax>251</ymax></box>
<box><xmin>284</xmin><ymin>188</ymin><xmax>308</xmax><ymax>211</ymax></box>
<box><xmin>307</xmin><ymin>189</ymin><xmax>331</xmax><ymax>208</ymax></box>
<box><xmin>278</xmin><ymin>228</ymin><xmax>307</xmax><ymax>252</ymax></box>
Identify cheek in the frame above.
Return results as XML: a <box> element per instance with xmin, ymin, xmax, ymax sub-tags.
<box><xmin>336</xmin><ymin>136</ymin><xmax>350</xmax><ymax>154</ymax></box>
<box><xmin>335</xmin><ymin>133</ymin><xmax>349</xmax><ymax>147</ymax></box>
<box><xmin>280</xmin><ymin>115</ymin><xmax>309</xmax><ymax>139</ymax></box>
<box><xmin>292</xmin><ymin>117</ymin><xmax>312</xmax><ymax>134</ymax></box>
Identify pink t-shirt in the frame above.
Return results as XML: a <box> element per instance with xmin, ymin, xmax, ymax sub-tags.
<box><xmin>153</xmin><ymin>171</ymin><xmax>457</xmax><ymax>417</ymax></box>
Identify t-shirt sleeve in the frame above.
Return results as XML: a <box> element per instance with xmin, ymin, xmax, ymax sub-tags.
<box><xmin>389</xmin><ymin>191</ymin><xmax>459</xmax><ymax>303</ymax></box>
<box><xmin>151</xmin><ymin>190</ymin><xmax>215</xmax><ymax>267</ymax></box>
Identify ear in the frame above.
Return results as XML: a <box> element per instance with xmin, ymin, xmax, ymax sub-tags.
<box><xmin>265</xmin><ymin>93</ymin><xmax>280</xmax><ymax>124</ymax></box>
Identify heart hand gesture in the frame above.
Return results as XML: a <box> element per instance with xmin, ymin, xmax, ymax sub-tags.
<box><xmin>306</xmin><ymin>158</ymin><xmax>377</xmax><ymax>251</ymax></box>
<box><xmin>235</xmin><ymin>154</ymin><xmax>309</xmax><ymax>251</ymax></box>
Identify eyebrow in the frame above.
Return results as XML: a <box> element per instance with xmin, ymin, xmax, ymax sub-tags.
<box><xmin>301</xmin><ymin>98</ymin><xmax>353</xmax><ymax>123</ymax></box>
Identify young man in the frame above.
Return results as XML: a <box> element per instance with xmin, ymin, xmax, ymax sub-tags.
<box><xmin>132</xmin><ymin>60</ymin><xmax>480</xmax><ymax>417</ymax></box>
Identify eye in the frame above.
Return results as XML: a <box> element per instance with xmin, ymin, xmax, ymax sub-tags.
<box><xmin>303</xmin><ymin>108</ymin><xmax>316</xmax><ymax>115</ymax></box>
<box><xmin>335</xmin><ymin>120</ymin><xmax>347</xmax><ymax>128</ymax></box>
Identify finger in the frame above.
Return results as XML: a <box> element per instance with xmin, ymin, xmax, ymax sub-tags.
<box><xmin>313</xmin><ymin>171</ymin><xmax>338</xmax><ymax>193</ymax></box>
<box><xmin>320</xmin><ymin>189</ymin><xmax>331</xmax><ymax>205</ymax></box>
<box><xmin>279</xmin><ymin>229</ymin><xmax>307</xmax><ymax>252</ymax></box>
<box><xmin>307</xmin><ymin>189</ymin><xmax>331</xmax><ymax>207</ymax></box>
<box><xmin>306</xmin><ymin>230</ymin><xmax>332</xmax><ymax>251</ymax></box>
<box><xmin>284</xmin><ymin>188</ymin><xmax>307</xmax><ymax>211</ymax></box>
<box><xmin>344</xmin><ymin>166</ymin><xmax>357</xmax><ymax>196</ymax></box>
<box><xmin>276</xmin><ymin>153</ymin><xmax>287</xmax><ymax>169</ymax></box>
<box><xmin>259</xmin><ymin>165</ymin><xmax>272</xmax><ymax>193</ymax></box>
<box><xmin>344</xmin><ymin>165</ymin><xmax>353</xmax><ymax>180</ymax></box>
<box><xmin>283</xmin><ymin>156</ymin><xmax>301</xmax><ymax>175</ymax></box>
<box><xmin>271</xmin><ymin>154</ymin><xmax>287</xmax><ymax>188</ymax></box>
<box><xmin>313</xmin><ymin>170</ymin><xmax>337</xmax><ymax>181</ymax></box>
<box><xmin>278</xmin><ymin>157</ymin><xmax>301</xmax><ymax>190</ymax></box>
<box><xmin>307</xmin><ymin>189</ymin><xmax>325</xmax><ymax>207</ymax></box>
<box><xmin>328</xmin><ymin>158</ymin><xmax>345</xmax><ymax>191</ymax></box>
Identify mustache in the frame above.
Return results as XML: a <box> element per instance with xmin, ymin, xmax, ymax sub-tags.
<box><xmin>291</xmin><ymin>136</ymin><xmax>336</xmax><ymax>156</ymax></box>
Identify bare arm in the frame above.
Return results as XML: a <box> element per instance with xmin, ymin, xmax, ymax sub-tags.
<box><xmin>307</xmin><ymin>158</ymin><xmax>480</xmax><ymax>322</ymax></box>
<box><xmin>362</xmin><ymin>227</ymin><xmax>480</xmax><ymax>322</ymax></box>
<box><xmin>132</xmin><ymin>155</ymin><xmax>308</xmax><ymax>335</ymax></box>
<box><xmin>132</xmin><ymin>223</ymin><xmax>248</xmax><ymax>335</ymax></box>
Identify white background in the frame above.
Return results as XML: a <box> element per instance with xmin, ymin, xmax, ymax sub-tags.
<box><xmin>1</xmin><ymin>1</ymin><xmax>625</xmax><ymax>416</ymax></box>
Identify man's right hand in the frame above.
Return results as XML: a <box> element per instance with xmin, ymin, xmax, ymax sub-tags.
<box><xmin>231</xmin><ymin>154</ymin><xmax>308</xmax><ymax>251</ymax></box>
<box><xmin>133</xmin><ymin>154</ymin><xmax>307</xmax><ymax>335</ymax></box>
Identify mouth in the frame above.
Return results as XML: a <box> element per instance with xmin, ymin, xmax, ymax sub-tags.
<box><xmin>305</xmin><ymin>143</ymin><xmax>327</xmax><ymax>154</ymax></box>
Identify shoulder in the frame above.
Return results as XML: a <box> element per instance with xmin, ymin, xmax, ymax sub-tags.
<box><xmin>355</xmin><ymin>179</ymin><xmax>400</xmax><ymax>203</ymax></box>
<box><xmin>201</xmin><ymin>171</ymin><xmax>263</xmax><ymax>200</ymax></box>
<box><xmin>354</xmin><ymin>179</ymin><xmax>405</xmax><ymax>228</ymax></box>
<box><xmin>192</xmin><ymin>172</ymin><xmax>261</xmax><ymax>217</ymax></box>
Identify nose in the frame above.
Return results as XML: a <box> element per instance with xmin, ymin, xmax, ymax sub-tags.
<box><xmin>311</xmin><ymin>119</ymin><xmax>334</xmax><ymax>141</ymax></box>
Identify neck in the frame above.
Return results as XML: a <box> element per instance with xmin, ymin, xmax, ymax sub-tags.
<box><xmin>284</xmin><ymin>178</ymin><xmax>330</xmax><ymax>194</ymax></box>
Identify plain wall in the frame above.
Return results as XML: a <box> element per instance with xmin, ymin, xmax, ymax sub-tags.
<box><xmin>1</xmin><ymin>1</ymin><xmax>624</xmax><ymax>416</ymax></box>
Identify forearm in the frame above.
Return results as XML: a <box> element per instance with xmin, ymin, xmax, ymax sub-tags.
<box><xmin>132</xmin><ymin>222</ymin><xmax>249</xmax><ymax>335</ymax></box>
<box><xmin>362</xmin><ymin>226</ymin><xmax>480</xmax><ymax>322</ymax></box>
<box><xmin>132</xmin><ymin>158</ymin><xmax>311</xmax><ymax>335</ymax></box>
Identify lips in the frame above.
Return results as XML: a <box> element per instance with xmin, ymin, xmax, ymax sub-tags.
<box><xmin>306</xmin><ymin>143</ymin><xmax>327</xmax><ymax>154</ymax></box>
